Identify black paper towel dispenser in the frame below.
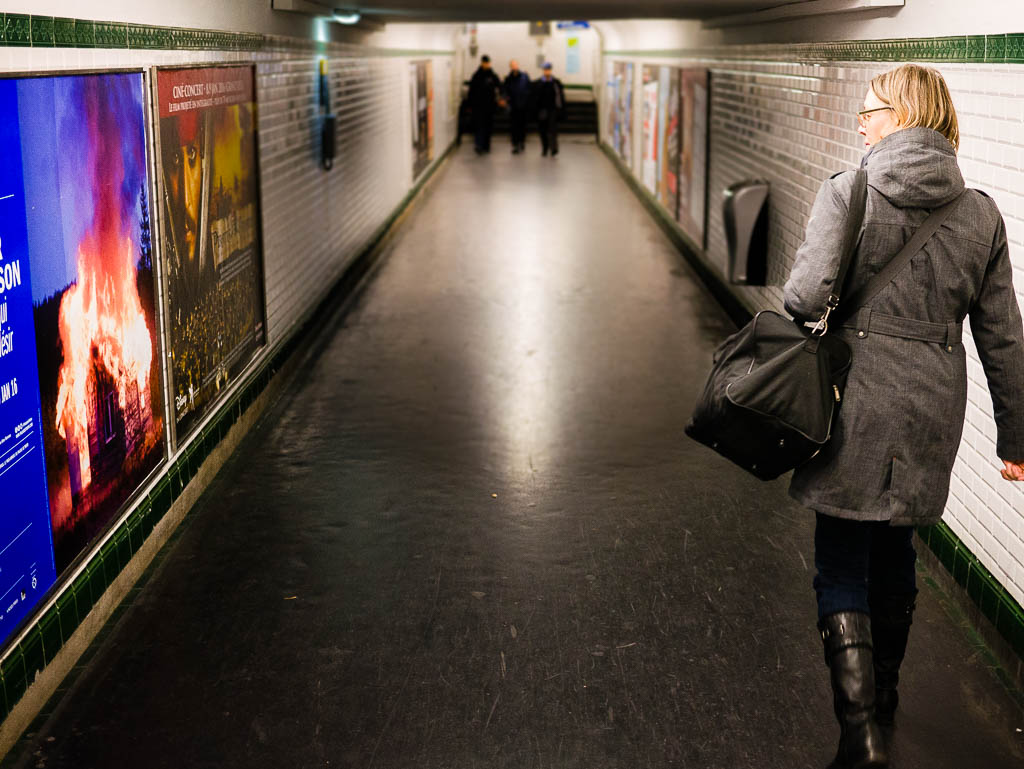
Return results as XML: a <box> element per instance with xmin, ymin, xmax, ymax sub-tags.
<box><xmin>723</xmin><ymin>180</ymin><xmax>769</xmax><ymax>285</ymax></box>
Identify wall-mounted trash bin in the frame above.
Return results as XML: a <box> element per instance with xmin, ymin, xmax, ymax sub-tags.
<box><xmin>723</xmin><ymin>180</ymin><xmax>770</xmax><ymax>285</ymax></box>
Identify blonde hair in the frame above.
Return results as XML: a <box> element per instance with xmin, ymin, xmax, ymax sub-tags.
<box><xmin>870</xmin><ymin>64</ymin><xmax>960</xmax><ymax>151</ymax></box>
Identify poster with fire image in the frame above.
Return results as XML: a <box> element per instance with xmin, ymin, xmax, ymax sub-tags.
<box><xmin>156</xmin><ymin>66</ymin><xmax>266</xmax><ymax>445</ymax></box>
<box><xmin>2</xmin><ymin>72</ymin><xmax>165</xmax><ymax>581</ymax></box>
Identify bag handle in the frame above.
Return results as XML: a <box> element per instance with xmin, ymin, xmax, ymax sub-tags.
<box><xmin>834</xmin><ymin>190</ymin><xmax>964</xmax><ymax>325</ymax></box>
<box><xmin>810</xmin><ymin>169</ymin><xmax>868</xmax><ymax>335</ymax></box>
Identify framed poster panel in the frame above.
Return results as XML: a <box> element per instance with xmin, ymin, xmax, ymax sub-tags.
<box><xmin>411</xmin><ymin>60</ymin><xmax>433</xmax><ymax>178</ymax></box>
<box><xmin>678</xmin><ymin>68</ymin><xmax>710</xmax><ymax>249</ymax></box>
<box><xmin>613</xmin><ymin>62</ymin><xmax>634</xmax><ymax>170</ymax></box>
<box><xmin>661</xmin><ymin>67</ymin><xmax>681</xmax><ymax>216</ymax></box>
<box><xmin>641</xmin><ymin>66</ymin><xmax>659</xmax><ymax>194</ymax></box>
<box><xmin>604</xmin><ymin>60</ymin><xmax>618</xmax><ymax>146</ymax></box>
<box><xmin>154</xmin><ymin>65</ymin><xmax>266</xmax><ymax>448</ymax></box>
<box><xmin>0</xmin><ymin>70</ymin><xmax>166</xmax><ymax>630</ymax></box>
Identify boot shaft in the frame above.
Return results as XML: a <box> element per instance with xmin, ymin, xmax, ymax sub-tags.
<box><xmin>819</xmin><ymin>611</ymin><xmax>889</xmax><ymax>768</ymax></box>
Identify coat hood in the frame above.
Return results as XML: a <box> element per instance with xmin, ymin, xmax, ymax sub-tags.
<box><xmin>860</xmin><ymin>126</ymin><xmax>965</xmax><ymax>208</ymax></box>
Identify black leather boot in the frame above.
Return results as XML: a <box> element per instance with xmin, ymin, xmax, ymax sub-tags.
<box><xmin>820</xmin><ymin>612</ymin><xmax>888</xmax><ymax>769</ymax></box>
<box><xmin>870</xmin><ymin>593</ymin><xmax>916</xmax><ymax>727</ymax></box>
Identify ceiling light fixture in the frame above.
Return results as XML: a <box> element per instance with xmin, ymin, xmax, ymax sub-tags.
<box><xmin>332</xmin><ymin>9</ymin><xmax>361</xmax><ymax>24</ymax></box>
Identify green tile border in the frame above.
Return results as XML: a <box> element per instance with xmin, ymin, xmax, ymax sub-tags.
<box><xmin>30</xmin><ymin>16</ymin><xmax>54</xmax><ymax>47</ymax></box>
<box><xmin>0</xmin><ymin>13</ymin><xmax>1013</xmax><ymax>63</ymax></box>
<box><xmin>3</xmin><ymin>14</ymin><xmax>31</xmax><ymax>46</ymax></box>
<box><xmin>917</xmin><ymin>523</ymin><xmax>1024</xmax><ymax>661</ymax></box>
<box><xmin>54</xmin><ymin>17</ymin><xmax>76</xmax><ymax>48</ymax></box>
<box><xmin>0</xmin><ymin>13</ymin><xmax>449</xmax><ymax>54</ymax></box>
<box><xmin>604</xmin><ymin>32</ymin><xmax>1024</xmax><ymax>63</ymax></box>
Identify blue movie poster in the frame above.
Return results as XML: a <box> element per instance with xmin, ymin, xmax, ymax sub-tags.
<box><xmin>0</xmin><ymin>80</ymin><xmax>58</xmax><ymax>641</ymax></box>
<box><xmin>0</xmin><ymin>71</ymin><xmax>164</xmax><ymax>649</ymax></box>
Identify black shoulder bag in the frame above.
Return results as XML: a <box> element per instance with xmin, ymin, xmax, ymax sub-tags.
<box><xmin>684</xmin><ymin>172</ymin><xmax>962</xmax><ymax>480</ymax></box>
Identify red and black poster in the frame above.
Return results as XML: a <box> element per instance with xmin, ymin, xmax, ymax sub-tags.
<box><xmin>156</xmin><ymin>65</ymin><xmax>266</xmax><ymax>446</ymax></box>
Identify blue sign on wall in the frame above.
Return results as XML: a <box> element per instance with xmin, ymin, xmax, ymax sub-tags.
<box><xmin>0</xmin><ymin>79</ymin><xmax>58</xmax><ymax>642</ymax></box>
<box><xmin>556</xmin><ymin>21</ymin><xmax>590</xmax><ymax>30</ymax></box>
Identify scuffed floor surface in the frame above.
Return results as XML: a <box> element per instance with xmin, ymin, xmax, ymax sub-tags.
<box><xmin>7</xmin><ymin>140</ymin><xmax>1024</xmax><ymax>768</ymax></box>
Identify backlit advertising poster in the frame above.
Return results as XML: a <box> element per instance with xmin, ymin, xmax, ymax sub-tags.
<box><xmin>156</xmin><ymin>66</ymin><xmax>266</xmax><ymax>446</ymax></box>
<box><xmin>659</xmin><ymin>67</ymin><xmax>681</xmax><ymax>215</ymax></box>
<box><xmin>605</xmin><ymin>61</ymin><xmax>619</xmax><ymax>147</ymax></box>
<box><xmin>641</xmin><ymin>67</ymin><xmax>659</xmax><ymax>193</ymax></box>
<box><xmin>678</xmin><ymin>68</ymin><xmax>710</xmax><ymax>248</ymax></box>
<box><xmin>0</xmin><ymin>80</ymin><xmax>58</xmax><ymax>642</ymax></box>
<box><xmin>612</xmin><ymin>62</ymin><xmax>633</xmax><ymax>169</ymax></box>
<box><xmin>3</xmin><ymin>71</ymin><xmax>164</xmax><ymax>584</ymax></box>
<box><xmin>411</xmin><ymin>60</ymin><xmax>433</xmax><ymax>178</ymax></box>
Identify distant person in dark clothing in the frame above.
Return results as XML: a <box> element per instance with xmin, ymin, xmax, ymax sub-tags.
<box><xmin>503</xmin><ymin>60</ymin><xmax>531</xmax><ymax>154</ymax></box>
<box><xmin>531</xmin><ymin>62</ymin><xmax>566</xmax><ymax>157</ymax></box>
<box><xmin>468</xmin><ymin>55</ymin><xmax>503</xmax><ymax>154</ymax></box>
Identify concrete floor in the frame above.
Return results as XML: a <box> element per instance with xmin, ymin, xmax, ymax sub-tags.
<box><xmin>6</xmin><ymin>139</ymin><xmax>1024</xmax><ymax>768</ymax></box>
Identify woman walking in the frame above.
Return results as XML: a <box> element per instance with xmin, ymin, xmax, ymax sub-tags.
<box><xmin>783</xmin><ymin>64</ymin><xmax>1024</xmax><ymax>769</ymax></box>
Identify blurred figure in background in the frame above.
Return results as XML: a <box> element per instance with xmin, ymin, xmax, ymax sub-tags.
<box><xmin>531</xmin><ymin>62</ymin><xmax>565</xmax><ymax>157</ymax></box>
<box><xmin>503</xmin><ymin>59</ymin><xmax>531</xmax><ymax>154</ymax></box>
<box><xmin>467</xmin><ymin>54</ymin><xmax>503</xmax><ymax>154</ymax></box>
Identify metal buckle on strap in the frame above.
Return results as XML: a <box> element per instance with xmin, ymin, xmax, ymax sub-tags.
<box><xmin>811</xmin><ymin>294</ymin><xmax>839</xmax><ymax>337</ymax></box>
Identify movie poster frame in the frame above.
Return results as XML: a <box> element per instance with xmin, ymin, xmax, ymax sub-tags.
<box><xmin>149</xmin><ymin>63</ymin><xmax>269</xmax><ymax>453</ymax></box>
<box><xmin>0</xmin><ymin>66</ymin><xmax>170</xmax><ymax>653</ymax></box>
<box><xmin>676</xmin><ymin>67</ymin><xmax>712</xmax><ymax>252</ymax></box>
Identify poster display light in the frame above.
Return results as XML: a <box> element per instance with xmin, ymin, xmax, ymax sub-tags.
<box><xmin>0</xmin><ymin>70</ymin><xmax>167</xmax><ymax>646</ymax></box>
<box><xmin>155</xmin><ymin>66</ymin><xmax>267</xmax><ymax>448</ymax></box>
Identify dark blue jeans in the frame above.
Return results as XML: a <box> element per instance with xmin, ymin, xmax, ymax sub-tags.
<box><xmin>814</xmin><ymin>512</ymin><xmax>918</xmax><ymax>621</ymax></box>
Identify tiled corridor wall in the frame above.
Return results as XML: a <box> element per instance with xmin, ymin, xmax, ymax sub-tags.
<box><xmin>0</xmin><ymin>21</ymin><xmax>456</xmax><ymax>731</ymax></box>
<box><xmin>259</xmin><ymin>45</ymin><xmax>456</xmax><ymax>347</ymax></box>
<box><xmin>601</xmin><ymin>53</ymin><xmax>1024</xmax><ymax>606</ymax></box>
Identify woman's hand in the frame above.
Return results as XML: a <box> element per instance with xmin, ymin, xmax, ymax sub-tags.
<box><xmin>1000</xmin><ymin>460</ymin><xmax>1024</xmax><ymax>481</ymax></box>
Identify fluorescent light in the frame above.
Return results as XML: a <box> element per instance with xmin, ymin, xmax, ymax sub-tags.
<box><xmin>332</xmin><ymin>10</ymin><xmax>360</xmax><ymax>24</ymax></box>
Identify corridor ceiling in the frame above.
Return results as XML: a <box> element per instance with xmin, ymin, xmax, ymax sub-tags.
<box><xmin>289</xmin><ymin>1</ymin><xmax>817</xmax><ymax>23</ymax></box>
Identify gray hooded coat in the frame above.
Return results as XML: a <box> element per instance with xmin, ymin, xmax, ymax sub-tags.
<box><xmin>783</xmin><ymin>127</ymin><xmax>1024</xmax><ymax>526</ymax></box>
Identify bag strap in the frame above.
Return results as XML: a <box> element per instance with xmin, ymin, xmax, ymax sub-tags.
<box><xmin>832</xmin><ymin>169</ymin><xmax>868</xmax><ymax>304</ymax></box>
<box><xmin>809</xmin><ymin>169</ymin><xmax>867</xmax><ymax>334</ymax></box>
<box><xmin>834</xmin><ymin>190</ymin><xmax>964</xmax><ymax>325</ymax></box>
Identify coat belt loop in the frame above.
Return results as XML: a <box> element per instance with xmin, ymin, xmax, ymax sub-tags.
<box><xmin>855</xmin><ymin>307</ymin><xmax>872</xmax><ymax>339</ymax></box>
<box><xmin>944</xmin><ymin>321</ymin><xmax>960</xmax><ymax>353</ymax></box>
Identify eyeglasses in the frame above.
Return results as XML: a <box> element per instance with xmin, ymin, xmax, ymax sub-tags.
<box><xmin>857</xmin><ymin>106</ymin><xmax>893</xmax><ymax>125</ymax></box>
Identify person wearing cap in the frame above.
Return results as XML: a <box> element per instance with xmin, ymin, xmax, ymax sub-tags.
<box><xmin>467</xmin><ymin>54</ymin><xmax>503</xmax><ymax>154</ymax></box>
<box><xmin>503</xmin><ymin>60</ymin><xmax>531</xmax><ymax>154</ymax></box>
<box><xmin>531</xmin><ymin>62</ymin><xmax>566</xmax><ymax>157</ymax></box>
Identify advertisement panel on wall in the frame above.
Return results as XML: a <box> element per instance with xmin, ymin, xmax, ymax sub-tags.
<box><xmin>641</xmin><ymin>67</ymin><xmax>659</xmax><ymax>194</ymax></box>
<box><xmin>0</xmin><ymin>81</ymin><xmax>59</xmax><ymax>641</ymax></box>
<box><xmin>156</xmin><ymin>66</ymin><xmax>266</xmax><ymax>447</ymax></box>
<box><xmin>662</xmin><ymin>68</ymin><xmax>681</xmax><ymax>216</ymax></box>
<box><xmin>678</xmin><ymin>68</ymin><xmax>710</xmax><ymax>248</ymax></box>
<box><xmin>611</xmin><ymin>62</ymin><xmax>633</xmax><ymax>170</ymax></box>
<box><xmin>605</xmin><ymin>60</ymin><xmax>619</xmax><ymax>144</ymax></box>
<box><xmin>0</xmin><ymin>71</ymin><xmax>165</xmax><ymax>611</ymax></box>
<box><xmin>411</xmin><ymin>61</ymin><xmax>434</xmax><ymax>178</ymax></box>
